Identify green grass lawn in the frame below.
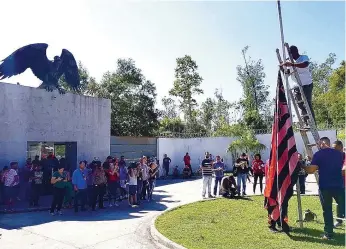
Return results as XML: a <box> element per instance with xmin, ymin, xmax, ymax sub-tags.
<box><xmin>156</xmin><ymin>196</ymin><xmax>345</xmax><ymax>249</ymax></box>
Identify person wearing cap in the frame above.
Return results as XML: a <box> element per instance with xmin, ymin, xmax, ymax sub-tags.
<box><xmin>281</xmin><ymin>45</ymin><xmax>315</xmax><ymax>126</ymax></box>
<box><xmin>234</xmin><ymin>153</ymin><xmax>249</xmax><ymax>196</ymax></box>
<box><xmin>49</xmin><ymin>165</ymin><xmax>67</xmax><ymax>215</ymax></box>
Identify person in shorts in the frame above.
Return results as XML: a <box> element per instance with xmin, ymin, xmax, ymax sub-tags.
<box><xmin>128</xmin><ymin>163</ymin><xmax>139</xmax><ymax>207</ymax></box>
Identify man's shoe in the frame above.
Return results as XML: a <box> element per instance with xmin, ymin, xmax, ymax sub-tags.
<box><xmin>269</xmin><ymin>227</ymin><xmax>278</xmax><ymax>233</ymax></box>
<box><xmin>208</xmin><ymin>195</ymin><xmax>215</xmax><ymax>198</ymax></box>
<box><xmin>321</xmin><ymin>234</ymin><xmax>332</xmax><ymax>240</ymax></box>
<box><xmin>334</xmin><ymin>221</ymin><xmax>343</xmax><ymax>228</ymax></box>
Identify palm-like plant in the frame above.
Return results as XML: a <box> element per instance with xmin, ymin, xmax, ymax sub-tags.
<box><xmin>227</xmin><ymin>128</ymin><xmax>266</xmax><ymax>159</ymax></box>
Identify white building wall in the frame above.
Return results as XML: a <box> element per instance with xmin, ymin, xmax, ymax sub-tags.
<box><xmin>157</xmin><ymin>130</ymin><xmax>336</xmax><ymax>172</ymax></box>
<box><xmin>0</xmin><ymin>82</ymin><xmax>111</xmax><ymax>168</ymax></box>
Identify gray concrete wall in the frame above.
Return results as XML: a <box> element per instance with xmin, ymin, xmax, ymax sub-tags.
<box><xmin>110</xmin><ymin>136</ymin><xmax>157</xmax><ymax>161</ymax></box>
<box><xmin>0</xmin><ymin>82</ymin><xmax>111</xmax><ymax>168</ymax></box>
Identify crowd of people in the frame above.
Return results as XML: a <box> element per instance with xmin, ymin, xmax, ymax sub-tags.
<box><xmin>0</xmin><ymin>155</ymin><xmax>159</xmax><ymax>213</ymax></box>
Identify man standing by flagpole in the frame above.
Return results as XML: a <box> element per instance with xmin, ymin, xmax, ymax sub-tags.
<box><xmin>303</xmin><ymin>137</ymin><xmax>345</xmax><ymax>240</ymax></box>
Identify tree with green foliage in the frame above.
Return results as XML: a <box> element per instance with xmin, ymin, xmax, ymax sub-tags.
<box><xmin>309</xmin><ymin>53</ymin><xmax>338</xmax><ymax>126</ymax></box>
<box><xmin>91</xmin><ymin>58</ymin><xmax>159</xmax><ymax>136</ymax></box>
<box><xmin>159</xmin><ymin>117</ymin><xmax>185</xmax><ymax>134</ymax></box>
<box><xmin>314</xmin><ymin>60</ymin><xmax>345</xmax><ymax>127</ymax></box>
<box><xmin>169</xmin><ymin>55</ymin><xmax>204</xmax><ymax>131</ymax></box>
<box><xmin>199</xmin><ymin>97</ymin><xmax>215</xmax><ymax>131</ymax></box>
<box><xmin>227</xmin><ymin>127</ymin><xmax>266</xmax><ymax>160</ymax></box>
<box><xmin>213</xmin><ymin>89</ymin><xmax>232</xmax><ymax>129</ymax></box>
<box><xmin>236</xmin><ymin>46</ymin><xmax>270</xmax><ymax>130</ymax></box>
<box><xmin>161</xmin><ymin>96</ymin><xmax>178</xmax><ymax>119</ymax></box>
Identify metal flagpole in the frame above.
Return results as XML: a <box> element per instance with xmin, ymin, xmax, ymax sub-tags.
<box><xmin>276</xmin><ymin>0</ymin><xmax>304</xmax><ymax>229</ymax></box>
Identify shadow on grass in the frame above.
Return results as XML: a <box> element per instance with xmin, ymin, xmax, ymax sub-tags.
<box><xmin>289</xmin><ymin>227</ymin><xmax>345</xmax><ymax>246</ymax></box>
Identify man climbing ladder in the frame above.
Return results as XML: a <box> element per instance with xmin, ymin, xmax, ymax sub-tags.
<box><xmin>281</xmin><ymin>45</ymin><xmax>315</xmax><ymax>127</ymax></box>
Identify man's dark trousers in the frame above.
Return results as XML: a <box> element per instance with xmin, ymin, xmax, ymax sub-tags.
<box><xmin>319</xmin><ymin>188</ymin><xmax>345</xmax><ymax>237</ymax></box>
<box><xmin>213</xmin><ymin>177</ymin><xmax>222</xmax><ymax>196</ymax></box>
<box><xmin>74</xmin><ymin>188</ymin><xmax>87</xmax><ymax>212</ymax></box>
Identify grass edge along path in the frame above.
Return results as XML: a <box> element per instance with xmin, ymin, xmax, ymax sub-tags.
<box><xmin>155</xmin><ymin>196</ymin><xmax>345</xmax><ymax>249</ymax></box>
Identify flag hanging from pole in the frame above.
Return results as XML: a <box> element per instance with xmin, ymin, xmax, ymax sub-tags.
<box><xmin>264</xmin><ymin>70</ymin><xmax>300</xmax><ymax>223</ymax></box>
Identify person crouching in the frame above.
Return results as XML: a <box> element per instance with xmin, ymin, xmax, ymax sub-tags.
<box><xmin>220</xmin><ymin>175</ymin><xmax>237</xmax><ymax>198</ymax></box>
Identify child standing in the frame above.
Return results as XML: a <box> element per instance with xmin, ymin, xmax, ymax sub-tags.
<box><xmin>128</xmin><ymin>163</ymin><xmax>138</xmax><ymax>207</ymax></box>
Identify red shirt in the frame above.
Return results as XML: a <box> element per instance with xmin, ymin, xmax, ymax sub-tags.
<box><xmin>107</xmin><ymin>169</ymin><xmax>119</xmax><ymax>182</ymax></box>
<box><xmin>252</xmin><ymin>159</ymin><xmax>265</xmax><ymax>175</ymax></box>
<box><xmin>184</xmin><ymin>155</ymin><xmax>191</xmax><ymax>165</ymax></box>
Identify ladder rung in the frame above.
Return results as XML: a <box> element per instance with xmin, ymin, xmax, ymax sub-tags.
<box><xmin>333</xmin><ymin>216</ymin><xmax>346</xmax><ymax>221</ymax></box>
<box><xmin>299</xmin><ymin>127</ymin><xmax>310</xmax><ymax>131</ymax></box>
<box><xmin>307</xmin><ymin>143</ymin><xmax>317</xmax><ymax>147</ymax></box>
<box><xmin>296</xmin><ymin>100</ymin><xmax>304</xmax><ymax>104</ymax></box>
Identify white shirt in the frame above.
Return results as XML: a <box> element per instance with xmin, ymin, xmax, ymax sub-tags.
<box><xmin>2</xmin><ymin>169</ymin><xmax>18</xmax><ymax>187</ymax></box>
<box><xmin>128</xmin><ymin>169</ymin><xmax>137</xmax><ymax>185</ymax></box>
<box><xmin>290</xmin><ymin>55</ymin><xmax>312</xmax><ymax>87</ymax></box>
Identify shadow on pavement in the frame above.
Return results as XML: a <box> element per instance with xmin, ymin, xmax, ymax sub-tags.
<box><xmin>155</xmin><ymin>178</ymin><xmax>201</xmax><ymax>187</ymax></box>
<box><xmin>0</xmin><ymin>192</ymin><xmax>173</xmax><ymax>231</ymax></box>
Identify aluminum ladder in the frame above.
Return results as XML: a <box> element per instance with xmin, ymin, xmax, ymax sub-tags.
<box><xmin>276</xmin><ymin>42</ymin><xmax>320</xmax><ymax>184</ymax></box>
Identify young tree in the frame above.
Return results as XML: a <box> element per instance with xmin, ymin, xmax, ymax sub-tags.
<box><xmin>213</xmin><ymin>88</ymin><xmax>232</xmax><ymax>129</ymax></box>
<box><xmin>161</xmin><ymin>96</ymin><xmax>178</xmax><ymax>119</ymax></box>
<box><xmin>236</xmin><ymin>46</ymin><xmax>270</xmax><ymax>130</ymax></box>
<box><xmin>169</xmin><ymin>55</ymin><xmax>204</xmax><ymax>131</ymax></box>
<box><xmin>199</xmin><ymin>97</ymin><xmax>215</xmax><ymax>131</ymax></box>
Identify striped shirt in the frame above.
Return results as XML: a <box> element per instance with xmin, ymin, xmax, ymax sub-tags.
<box><xmin>201</xmin><ymin>159</ymin><xmax>213</xmax><ymax>176</ymax></box>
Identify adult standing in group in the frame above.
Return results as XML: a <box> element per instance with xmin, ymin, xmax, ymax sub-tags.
<box><xmin>297</xmin><ymin>153</ymin><xmax>307</xmax><ymax>194</ymax></box>
<box><xmin>1</xmin><ymin>166</ymin><xmax>19</xmax><ymax>211</ymax></box>
<box><xmin>106</xmin><ymin>160</ymin><xmax>120</xmax><ymax>207</ymax></box>
<box><xmin>49</xmin><ymin>165</ymin><xmax>67</xmax><ymax>215</ymax></box>
<box><xmin>332</xmin><ymin>140</ymin><xmax>346</xmax><ymax>228</ymax></box>
<box><xmin>303</xmin><ymin>137</ymin><xmax>345</xmax><ymax>240</ymax></box>
<box><xmin>200</xmin><ymin>152</ymin><xmax>214</xmax><ymax>199</ymax></box>
<box><xmin>118</xmin><ymin>156</ymin><xmax>128</xmax><ymax>199</ymax></box>
<box><xmin>72</xmin><ymin>161</ymin><xmax>89</xmax><ymax>212</ymax></box>
<box><xmin>213</xmin><ymin>155</ymin><xmax>225</xmax><ymax>196</ymax></box>
<box><xmin>183</xmin><ymin>153</ymin><xmax>192</xmax><ymax>175</ymax></box>
<box><xmin>141</xmin><ymin>156</ymin><xmax>150</xmax><ymax>200</ymax></box>
<box><xmin>252</xmin><ymin>154</ymin><xmax>265</xmax><ymax>194</ymax></box>
<box><xmin>162</xmin><ymin>154</ymin><xmax>171</xmax><ymax>178</ymax></box>
<box><xmin>234</xmin><ymin>153</ymin><xmax>249</xmax><ymax>196</ymax></box>
<box><xmin>91</xmin><ymin>163</ymin><xmax>107</xmax><ymax>211</ymax></box>
<box><xmin>281</xmin><ymin>45</ymin><xmax>315</xmax><ymax>126</ymax></box>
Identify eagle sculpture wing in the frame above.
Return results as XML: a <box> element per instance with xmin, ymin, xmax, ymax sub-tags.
<box><xmin>58</xmin><ymin>49</ymin><xmax>80</xmax><ymax>91</ymax></box>
<box><xmin>0</xmin><ymin>43</ymin><xmax>49</xmax><ymax>81</ymax></box>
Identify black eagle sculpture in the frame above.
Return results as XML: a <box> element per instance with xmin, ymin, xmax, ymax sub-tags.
<box><xmin>0</xmin><ymin>43</ymin><xmax>80</xmax><ymax>94</ymax></box>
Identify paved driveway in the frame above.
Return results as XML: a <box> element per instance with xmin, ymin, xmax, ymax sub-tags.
<box><xmin>0</xmin><ymin>176</ymin><xmax>318</xmax><ymax>249</ymax></box>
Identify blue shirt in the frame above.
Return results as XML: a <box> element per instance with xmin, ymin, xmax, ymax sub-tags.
<box><xmin>311</xmin><ymin>148</ymin><xmax>344</xmax><ymax>189</ymax></box>
<box><xmin>72</xmin><ymin>168</ymin><xmax>89</xmax><ymax>190</ymax></box>
<box><xmin>213</xmin><ymin>161</ymin><xmax>225</xmax><ymax>178</ymax></box>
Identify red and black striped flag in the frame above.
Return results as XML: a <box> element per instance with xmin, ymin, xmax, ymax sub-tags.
<box><xmin>264</xmin><ymin>71</ymin><xmax>300</xmax><ymax>223</ymax></box>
